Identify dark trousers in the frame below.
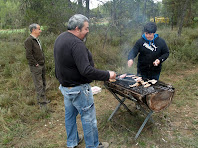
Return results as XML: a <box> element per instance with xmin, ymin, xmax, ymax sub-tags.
<box><xmin>29</xmin><ymin>65</ymin><xmax>47</xmax><ymax>103</ymax></box>
<box><xmin>137</xmin><ymin>68</ymin><xmax>160</xmax><ymax>80</ymax></box>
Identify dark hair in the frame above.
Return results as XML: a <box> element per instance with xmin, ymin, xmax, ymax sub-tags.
<box><xmin>143</xmin><ymin>22</ymin><xmax>157</xmax><ymax>33</ymax></box>
<box><xmin>67</xmin><ymin>14</ymin><xmax>89</xmax><ymax>31</ymax></box>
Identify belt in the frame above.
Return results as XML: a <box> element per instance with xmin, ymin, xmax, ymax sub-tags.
<box><xmin>61</xmin><ymin>84</ymin><xmax>79</xmax><ymax>88</ymax></box>
<box><xmin>66</xmin><ymin>86</ymin><xmax>73</xmax><ymax>89</ymax></box>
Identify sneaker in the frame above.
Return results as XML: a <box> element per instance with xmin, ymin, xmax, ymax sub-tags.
<box><xmin>98</xmin><ymin>142</ymin><xmax>109</xmax><ymax>148</ymax></box>
<box><xmin>67</xmin><ymin>134</ymin><xmax>84</xmax><ymax>148</ymax></box>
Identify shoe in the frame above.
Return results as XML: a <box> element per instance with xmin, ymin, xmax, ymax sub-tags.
<box><xmin>98</xmin><ymin>142</ymin><xmax>109</xmax><ymax>148</ymax></box>
<box><xmin>78</xmin><ymin>134</ymin><xmax>84</xmax><ymax>144</ymax></box>
<box><xmin>67</xmin><ymin>134</ymin><xmax>84</xmax><ymax>148</ymax></box>
<box><xmin>45</xmin><ymin>99</ymin><xmax>51</xmax><ymax>104</ymax></box>
<box><xmin>39</xmin><ymin>103</ymin><xmax>48</xmax><ymax>111</ymax></box>
<box><xmin>39</xmin><ymin>100</ymin><xmax>51</xmax><ymax>105</ymax></box>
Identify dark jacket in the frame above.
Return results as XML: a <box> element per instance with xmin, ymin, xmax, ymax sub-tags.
<box><xmin>128</xmin><ymin>34</ymin><xmax>169</xmax><ymax>73</ymax></box>
<box><xmin>24</xmin><ymin>35</ymin><xmax>45</xmax><ymax>66</ymax></box>
<box><xmin>54</xmin><ymin>32</ymin><xmax>110</xmax><ymax>87</ymax></box>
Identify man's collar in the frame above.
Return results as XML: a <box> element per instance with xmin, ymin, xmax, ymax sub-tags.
<box><xmin>30</xmin><ymin>34</ymin><xmax>38</xmax><ymax>39</ymax></box>
<box><xmin>68</xmin><ymin>30</ymin><xmax>83</xmax><ymax>41</ymax></box>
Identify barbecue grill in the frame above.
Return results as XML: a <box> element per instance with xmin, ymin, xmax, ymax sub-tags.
<box><xmin>104</xmin><ymin>74</ymin><xmax>175</xmax><ymax>140</ymax></box>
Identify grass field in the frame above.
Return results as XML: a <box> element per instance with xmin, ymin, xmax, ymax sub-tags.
<box><xmin>0</xmin><ymin>28</ymin><xmax>25</xmax><ymax>34</ymax></box>
<box><xmin>0</xmin><ymin>27</ymin><xmax>198</xmax><ymax>148</ymax></box>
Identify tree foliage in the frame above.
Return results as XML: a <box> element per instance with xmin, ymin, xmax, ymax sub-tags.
<box><xmin>95</xmin><ymin>0</ymin><xmax>161</xmax><ymax>27</ymax></box>
<box><xmin>0</xmin><ymin>0</ymin><xmax>21</xmax><ymax>29</ymax></box>
<box><xmin>0</xmin><ymin>0</ymin><xmax>198</xmax><ymax>34</ymax></box>
<box><xmin>20</xmin><ymin>0</ymin><xmax>75</xmax><ymax>33</ymax></box>
<box><xmin>162</xmin><ymin>0</ymin><xmax>198</xmax><ymax>27</ymax></box>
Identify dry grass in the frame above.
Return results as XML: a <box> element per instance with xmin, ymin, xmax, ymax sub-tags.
<box><xmin>0</xmin><ymin>28</ymin><xmax>198</xmax><ymax>148</ymax></box>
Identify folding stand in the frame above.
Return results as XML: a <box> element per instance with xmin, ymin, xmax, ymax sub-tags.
<box><xmin>105</xmin><ymin>85</ymin><xmax>154</xmax><ymax>140</ymax></box>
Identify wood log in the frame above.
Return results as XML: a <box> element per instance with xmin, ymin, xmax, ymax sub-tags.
<box><xmin>104</xmin><ymin>80</ymin><xmax>175</xmax><ymax>112</ymax></box>
<box><xmin>146</xmin><ymin>90</ymin><xmax>174</xmax><ymax>112</ymax></box>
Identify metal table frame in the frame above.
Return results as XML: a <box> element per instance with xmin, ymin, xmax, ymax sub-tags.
<box><xmin>105</xmin><ymin>84</ymin><xmax>154</xmax><ymax>140</ymax></box>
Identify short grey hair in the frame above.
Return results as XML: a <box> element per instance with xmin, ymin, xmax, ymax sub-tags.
<box><xmin>29</xmin><ymin>23</ymin><xmax>39</xmax><ymax>32</ymax></box>
<box><xmin>67</xmin><ymin>14</ymin><xmax>89</xmax><ymax>30</ymax></box>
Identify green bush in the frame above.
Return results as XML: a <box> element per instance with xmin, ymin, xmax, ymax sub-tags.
<box><xmin>156</xmin><ymin>27</ymin><xmax>198</xmax><ymax>71</ymax></box>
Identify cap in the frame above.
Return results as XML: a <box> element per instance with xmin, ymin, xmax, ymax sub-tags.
<box><xmin>143</xmin><ymin>22</ymin><xmax>157</xmax><ymax>33</ymax></box>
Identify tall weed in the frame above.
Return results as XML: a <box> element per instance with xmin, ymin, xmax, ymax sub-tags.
<box><xmin>155</xmin><ymin>27</ymin><xmax>198</xmax><ymax>72</ymax></box>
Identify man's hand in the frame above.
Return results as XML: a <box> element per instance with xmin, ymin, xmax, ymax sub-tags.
<box><xmin>109</xmin><ymin>71</ymin><xmax>116</xmax><ymax>79</ymax></box>
<box><xmin>153</xmin><ymin>59</ymin><xmax>160</xmax><ymax>66</ymax></box>
<box><xmin>128</xmin><ymin>59</ymin><xmax>133</xmax><ymax>67</ymax></box>
<box><xmin>36</xmin><ymin>64</ymin><xmax>39</xmax><ymax>67</ymax></box>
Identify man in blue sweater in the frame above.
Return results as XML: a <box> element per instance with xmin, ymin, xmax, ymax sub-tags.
<box><xmin>54</xmin><ymin>14</ymin><xmax>116</xmax><ymax>148</ymax></box>
<box><xmin>128</xmin><ymin>22</ymin><xmax>169</xmax><ymax>80</ymax></box>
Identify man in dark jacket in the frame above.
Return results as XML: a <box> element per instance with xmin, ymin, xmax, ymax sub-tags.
<box><xmin>54</xmin><ymin>14</ymin><xmax>116</xmax><ymax>148</ymax></box>
<box><xmin>128</xmin><ymin>22</ymin><xmax>169</xmax><ymax>80</ymax></box>
<box><xmin>24</xmin><ymin>23</ymin><xmax>50</xmax><ymax>107</ymax></box>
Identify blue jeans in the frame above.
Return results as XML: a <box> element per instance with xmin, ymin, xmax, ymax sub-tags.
<box><xmin>59</xmin><ymin>84</ymin><xmax>99</xmax><ymax>148</ymax></box>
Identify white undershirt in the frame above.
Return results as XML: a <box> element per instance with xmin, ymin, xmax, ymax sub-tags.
<box><xmin>30</xmin><ymin>34</ymin><xmax>42</xmax><ymax>51</ymax></box>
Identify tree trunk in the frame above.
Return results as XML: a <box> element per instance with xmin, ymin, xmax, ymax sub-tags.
<box><xmin>136</xmin><ymin>0</ymin><xmax>140</xmax><ymax>24</ymax></box>
<box><xmin>171</xmin><ymin>15</ymin><xmax>174</xmax><ymax>30</ymax></box>
<box><xmin>77</xmin><ymin>0</ymin><xmax>83</xmax><ymax>14</ymax></box>
<box><xmin>178</xmin><ymin>0</ymin><xmax>189</xmax><ymax>37</ymax></box>
<box><xmin>186</xmin><ymin>0</ymin><xmax>192</xmax><ymax>26</ymax></box>
<box><xmin>68</xmin><ymin>0</ymin><xmax>72</xmax><ymax>8</ymax></box>
<box><xmin>112</xmin><ymin>0</ymin><xmax>117</xmax><ymax>24</ymax></box>
<box><xmin>143</xmin><ymin>0</ymin><xmax>147</xmax><ymax>23</ymax></box>
<box><xmin>152</xmin><ymin>1</ymin><xmax>155</xmax><ymax>22</ymax></box>
<box><xmin>86</xmin><ymin>0</ymin><xmax>89</xmax><ymax>18</ymax></box>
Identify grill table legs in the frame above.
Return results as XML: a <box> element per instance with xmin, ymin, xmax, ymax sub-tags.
<box><xmin>107</xmin><ymin>88</ymin><xmax>134</xmax><ymax>119</ymax></box>
<box><xmin>108</xmin><ymin>97</ymin><xmax>126</xmax><ymax>121</ymax></box>
<box><xmin>105</xmin><ymin>85</ymin><xmax>154</xmax><ymax>140</ymax></box>
<box><xmin>134</xmin><ymin>110</ymin><xmax>153</xmax><ymax>140</ymax></box>
<box><xmin>135</xmin><ymin>103</ymin><xmax>154</xmax><ymax>124</ymax></box>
